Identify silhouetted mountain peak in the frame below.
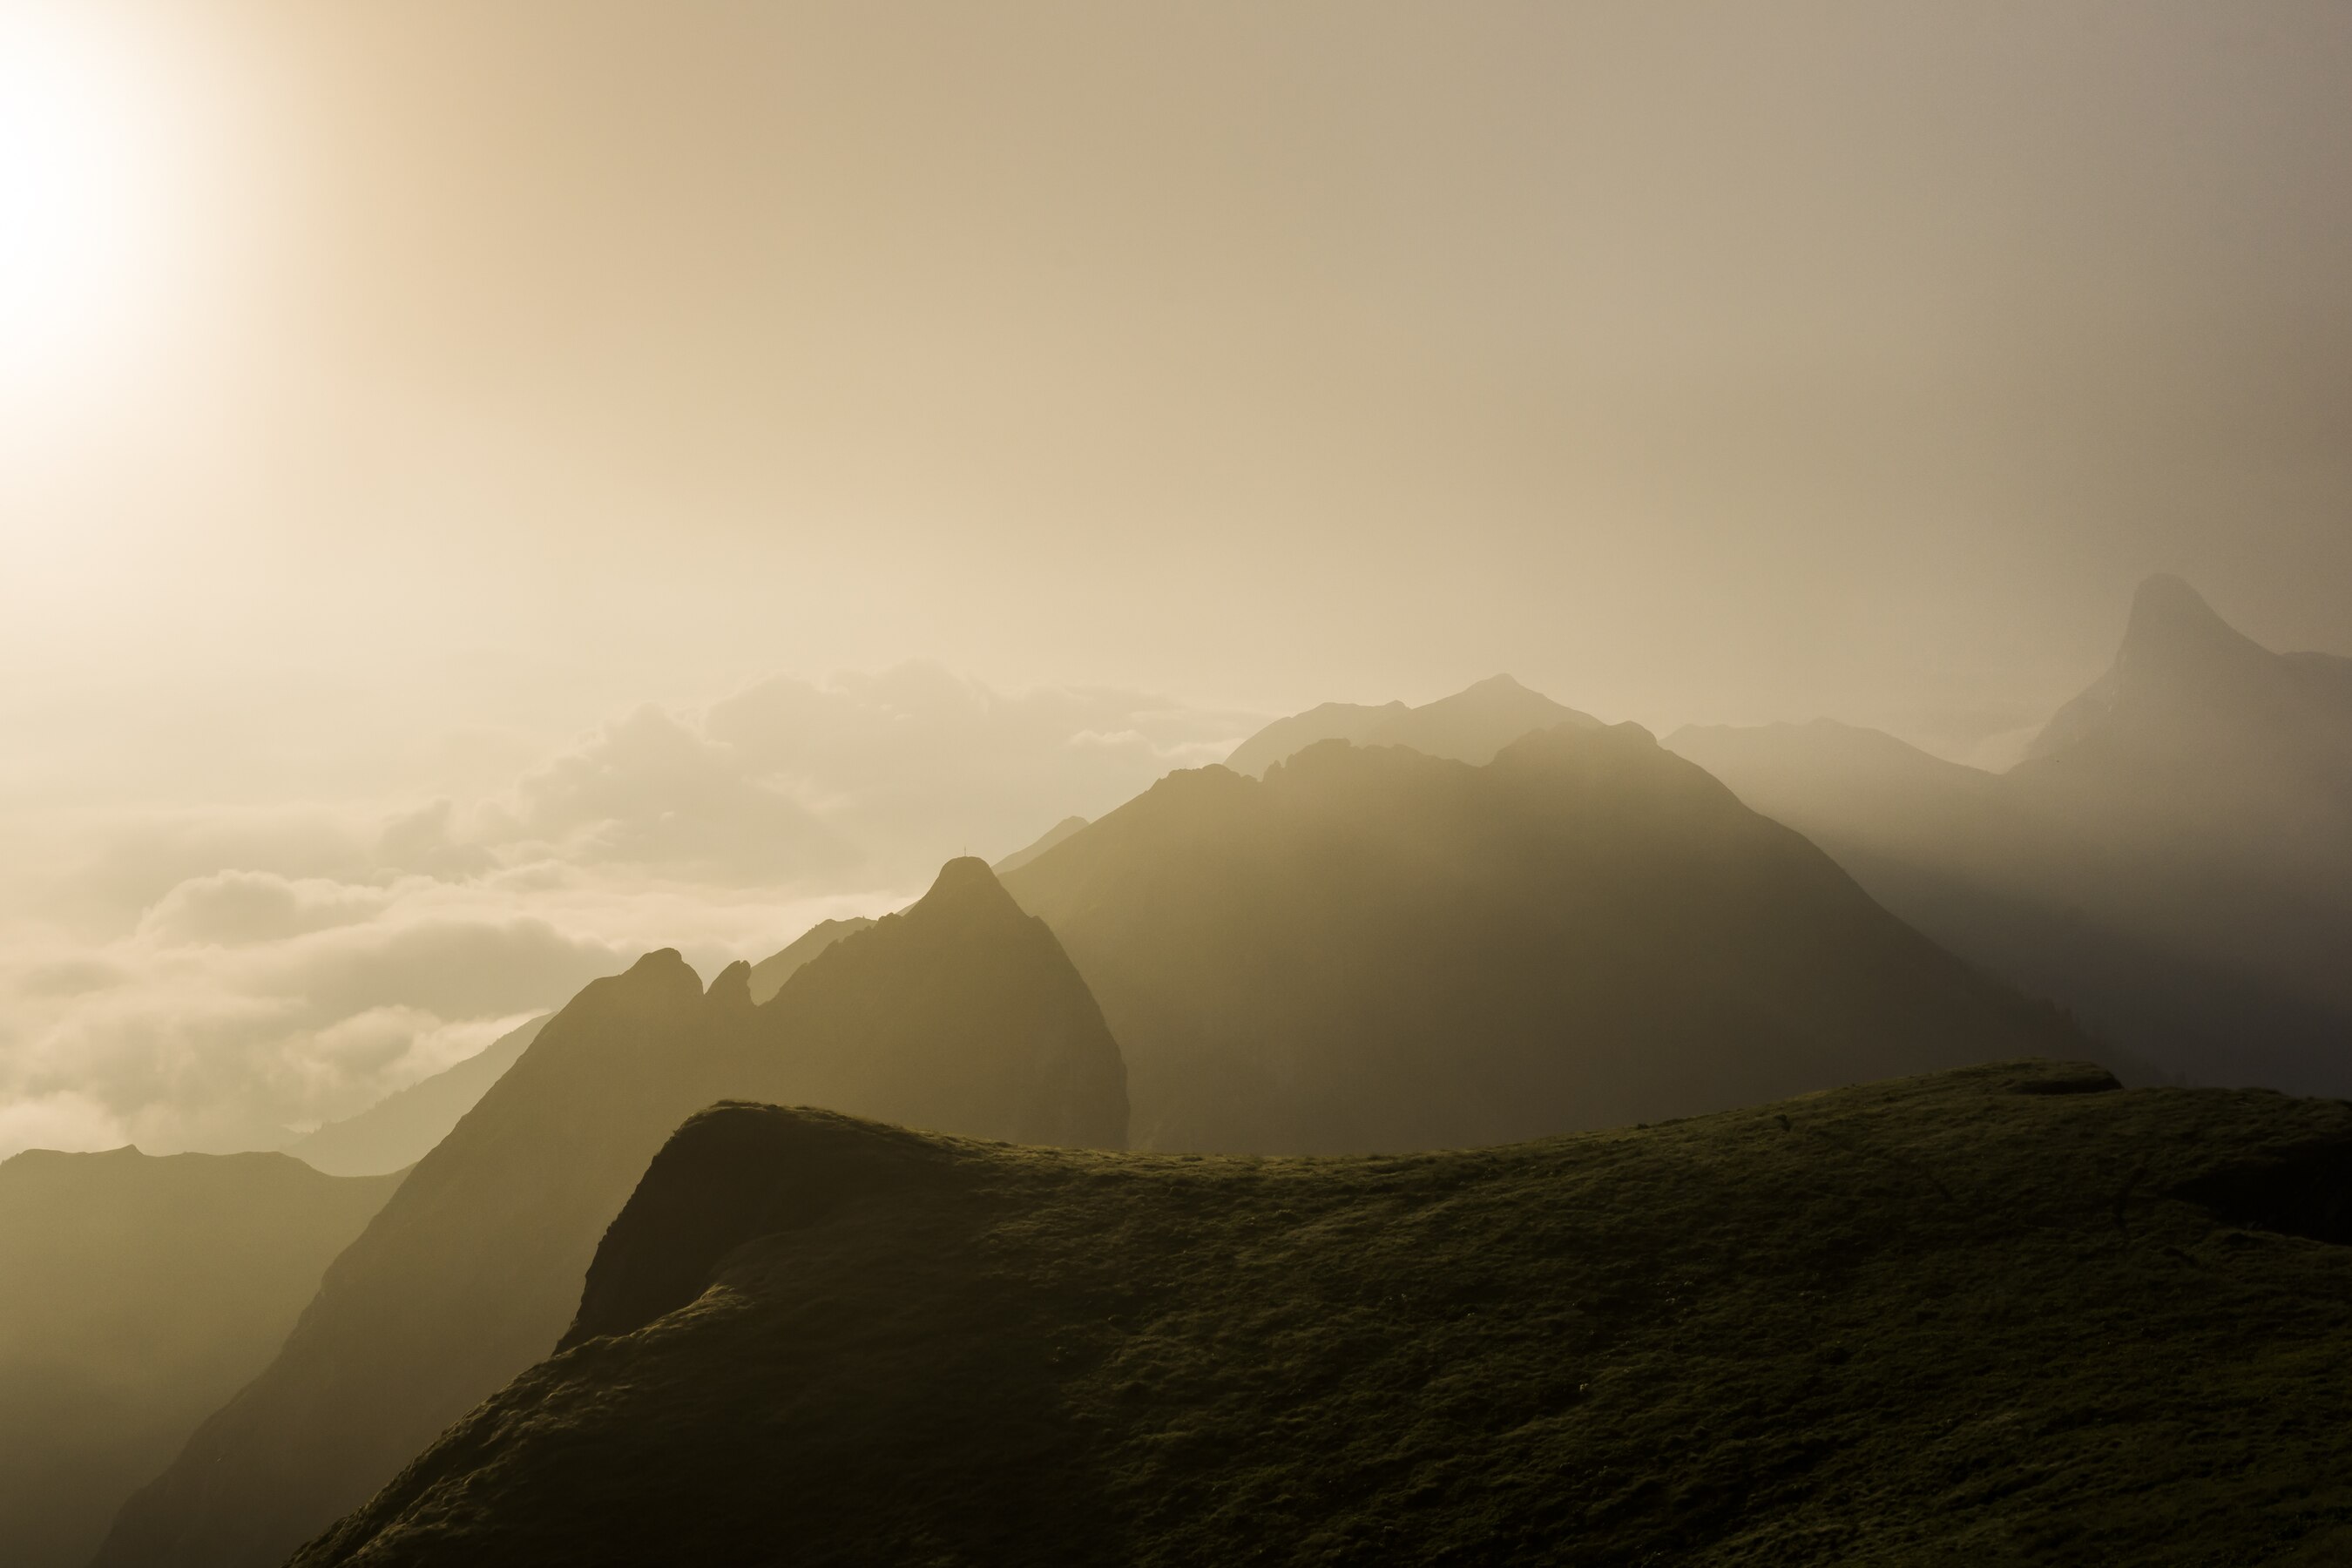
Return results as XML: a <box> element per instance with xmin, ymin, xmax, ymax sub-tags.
<box><xmin>2025</xmin><ymin>575</ymin><xmax>2323</xmax><ymax>762</ymax></box>
<box><xmin>2117</xmin><ymin>573</ymin><xmax>2267</xmax><ymax>677</ymax></box>
<box><xmin>903</xmin><ymin>855</ymin><xmax>1021</xmax><ymax>925</ymax></box>
<box><xmin>621</xmin><ymin>947</ymin><xmax>700</xmax><ymax>987</ymax></box>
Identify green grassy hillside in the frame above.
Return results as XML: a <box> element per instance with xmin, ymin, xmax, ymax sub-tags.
<box><xmin>299</xmin><ymin>1060</ymin><xmax>2352</xmax><ymax>1566</ymax></box>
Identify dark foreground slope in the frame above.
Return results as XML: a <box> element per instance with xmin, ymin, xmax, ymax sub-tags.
<box><xmin>96</xmin><ymin>859</ymin><xmax>1122</xmax><ymax>1568</ymax></box>
<box><xmin>1004</xmin><ymin>721</ymin><xmax>2085</xmax><ymax>1152</ymax></box>
<box><xmin>1668</xmin><ymin>575</ymin><xmax>2352</xmax><ymax>1094</ymax></box>
<box><xmin>301</xmin><ymin>1062</ymin><xmax>2352</xmax><ymax>1567</ymax></box>
<box><xmin>0</xmin><ymin>1149</ymin><xmax>399</xmax><ymax>1568</ymax></box>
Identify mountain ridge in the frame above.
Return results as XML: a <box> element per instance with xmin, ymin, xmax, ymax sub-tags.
<box><xmin>288</xmin><ymin>1060</ymin><xmax>2352</xmax><ymax>1565</ymax></box>
<box><xmin>1007</xmin><ymin>720</ymin><xmax>2089</xmax><ymax>1152</ymax></box>
<box><xmin>1225</xmin><ymin>673</ymin><xmax>1599</xmax><ymax>775</ymax></box>
<box><xmin>92</xmin><ymin>858</ymin><xmax>1124</xmax><ymax>1568</ymax></box>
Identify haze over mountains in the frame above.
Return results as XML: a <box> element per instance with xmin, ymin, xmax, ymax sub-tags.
<box><xmin>11</xmin><ymin>572</ymin><xmax>2342</xmax><ymax>1565</ymax></box>
<box><xmin>282</xmin><ymin>1017</ymin><xmax>549</xmax><ymax>1178</ymax></box>
<box><xmin>0</xmin><ymin>1148</ymin><xmax>399</xmax><ymax>1568</ymax></box>
<box><xmin>0</xmin><ymin>669</ymin><xmax>1249</xmax><ymax>1164</ymax></box>
<box><xmin>94</xmin><ymin>859</ymin><xmax>1122</xmax><ymax>1568</ymax></box>
<box><xmin>1668</xmin><ymin>575</ymin><xmax>2352</xmax><ymax>1095</ymax></box>
<box><xmin>279</xmin><ymin>917</ymin><xmax>883</xmax><ymax>1179</ymax></box>
<box><xmin>289</xmin><ymin>1062</ymin><xmax>2352</xmax><ymax>1565</ymax></box>
<box><xmin>1224</xmin><ymin>673</ymin><xmax>1599</xmax><ymax>775</ymax></box>
<box><xmin>1004</xmin><ymin>721</ymin><xmax>2086</xmax><ymax>1152</ymax></box>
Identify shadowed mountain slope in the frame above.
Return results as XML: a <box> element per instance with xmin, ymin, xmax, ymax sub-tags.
<box><xmin>294</xmin><ymin>1063</ymin><xmax>2352</xmax><ymax>1567</ymax></box>
<box><xmin>285</xmin><ymin>1017</ymin><xmax>549</xmax><ymax>1177</ymax></box>
<box><xmin>1667</xmin><ymin>576</ymin><xmax>2352</xmax><ymax>1094</ymax></box>
<box><xmin>92</xmin><ymin>859</ymin><xmax>1122</xmax><ymax>1568</ymax></box>
<box><xmin>1004</xmin><ymin>722</ymin><xmax>2085</xmax><ymax>1153</ymax></box>
<box><xmin>1225</xmin><ymin>673</ymin><xmax>1598</xmax><ymax>775</ymax></box>
<box><xmin>0</xmin><ymin>1149</ymin><xmax>398</xmax><ymax>1568</ymax></box>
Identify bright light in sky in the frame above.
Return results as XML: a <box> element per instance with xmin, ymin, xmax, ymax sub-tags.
<box><xmin>0</xmin><ymin>6</ymin><xmax>181</xmax><ymax>406</ymax></box>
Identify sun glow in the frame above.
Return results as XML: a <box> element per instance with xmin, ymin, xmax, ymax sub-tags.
<box><xmin>0</xmin><ymin>6</ymin><xmax>188</xmax><ymax>407</ymax></box>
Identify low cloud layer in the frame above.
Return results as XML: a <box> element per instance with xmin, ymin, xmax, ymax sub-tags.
<box><xmin>0</xmin><ymin>666</ymin><xmax>1254</xmax><ymax>1158</ymax></box>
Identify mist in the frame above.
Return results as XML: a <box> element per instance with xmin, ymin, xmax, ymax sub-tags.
<box><xmin>3</xmin><ymin>4</ymin><xmax>2350</xmax><ymax>1565</ymax></box>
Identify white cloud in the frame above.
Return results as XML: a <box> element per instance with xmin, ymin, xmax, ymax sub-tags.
<box><xmin>140</xmin><ymin>870</ymin><xmax>390</xmax><ymax>946</ymax></box>
<box><xmin>0</xmin><ymin>666</ymin><xmax>1260</xmax><ymax>1158</ymax></box>
<box><xmin>499</xmin><ymin>704</ymin><xmax>856</xmax><ymax>883</ymax></box>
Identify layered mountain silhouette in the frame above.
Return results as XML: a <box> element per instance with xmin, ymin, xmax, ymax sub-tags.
<box><xmin>0</xmin><ymin>1148</ymin><xmax>398</xmax><ymax>1568</ymax></box>
<box><xmin>1003</xmin><ymin>721</ymin><xmax>2085</xmax><ymax>1152</ymax></box>
<box><xmin>743</xmin><ymin>916</ymin><xmax>875</xmax><ymax>1003</ymax></box>
<box><xmin>1224</xmin><ymin>673</ymin><xmax>1599</xmax><ymax>775</ymax></box>
<box><xmin>285</xmin><ymin>1016</ymin><xmax>550</xmax><ymax>1177</ymax></box>
<box><xmin>992</xmin><ymin>814</ymin><xmax>1089</xmax><ymax>875</ymax></box>
<box><xmin>93</xmin><ymin>858</ymin><xmax>1123</xmax><ymax>1568</ymax></box>
<box><xmin>291</xmin><ymin>1063</ymin><xmax>2352</xmax><ymax>1565</ymax></box>
<box><xmin>1668</xmin><ymin>575</ymin><xmax>2352</xmax><ymax>1093</ymax></box>
<box><xmin>289</xmin><ymin>918</ymin><xmax>885</xmax><ymax>1173</ymax></box>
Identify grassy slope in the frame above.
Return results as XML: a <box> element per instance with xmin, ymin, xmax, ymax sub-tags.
<box><xmin>300</xmin><ymin>1060</ymin><xmax>2352</xmax><ymax>1566</ymax></box>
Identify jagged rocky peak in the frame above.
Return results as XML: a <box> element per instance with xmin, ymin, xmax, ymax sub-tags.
<box><xmin>2026</xmin><ymin>574</ymin><xmax>2281</xmax><ymax>760</ymax></box>
<box><xmin>2116</xmin><ymin>573</ymin><xmax>2269</xmax><ymax>678</ymax></box>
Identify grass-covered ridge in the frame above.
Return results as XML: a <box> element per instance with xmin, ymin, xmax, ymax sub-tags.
<box><xmin>301</xmin><ymin>1061</ymin><xmax>2352</xmax><ymax>1566</ymax></box>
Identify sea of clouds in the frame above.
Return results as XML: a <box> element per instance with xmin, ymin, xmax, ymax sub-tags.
<box><xmin>0</xmin><ymin>665</ymin><xmax>1252</xmax><ymax>1158</ymax></box>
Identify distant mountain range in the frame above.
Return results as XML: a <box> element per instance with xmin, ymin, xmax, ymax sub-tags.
<box><xmin>1005</xmin><ymin>721</ymin><xmax>2087</xmax><ymax>1152</ymax></box>
<box><xmin>93</xmin><ymin>859</ymin><xmax>1122</xmax><ymax>1568</ymax></box>
<box><xmin>1667</xmin><ymin>575</ymin><xmax>2352</xmax><ymax>1093</ymax></box>
<box><xmin>64</xmin><ymin>584</ymin><xmax>2352</xmax><ymax>1563</ymax></box>
<box><xmin>0</xmin><ymin>1148</ymin><xmax>398</xmax><ymax>1568</ymax></box>
<box><xmin>1224</xmin><ymin>672</ymin><xmax>1599</xmax><ymax>775</ymax></box>
<box><xmin>288</xmin><ymin>1063</ymin><xmax>2352</xmax><ymax>1565</ymax></box>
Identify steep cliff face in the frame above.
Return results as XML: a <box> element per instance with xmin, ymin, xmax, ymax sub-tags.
<box><xmin>1008</xmin><ymin>722</ymin><xmax>2083</xmax><ymax>1152</ymax></box>
<box><xmin>295</xmin><ymin>1064</ymin><xmax>2352</xmax><ymax>1566</ymax></box>
<box><xmin>94</xmin><ymin>858</ymin><xmax>1124</xmax><ymax>1568</ymax></box>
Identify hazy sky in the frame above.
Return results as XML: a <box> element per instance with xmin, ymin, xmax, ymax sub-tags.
<box><xmin>2</xmin><ymin>1</ymin><xmax>2348</xmax><ymax>1153</ymax></box>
